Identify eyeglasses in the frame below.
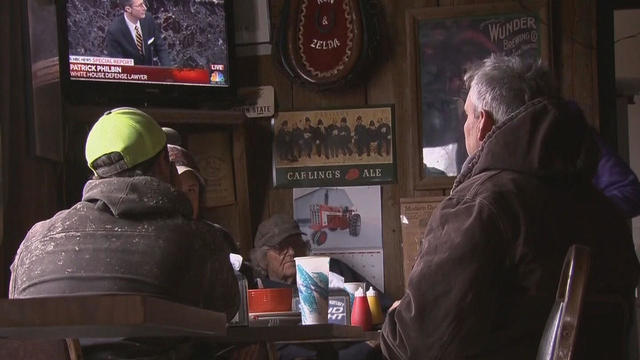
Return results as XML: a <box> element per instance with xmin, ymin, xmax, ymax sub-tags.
<box><xmin>269</xmin><ymin>237</ymin><xmax>310</xmax><ymax>255</ymax></box>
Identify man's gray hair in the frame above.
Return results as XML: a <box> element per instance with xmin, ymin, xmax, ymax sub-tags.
<box><xmin>464</xmin><ymin>54</ymin><xmax>555</xmax><ymax>124</ymax></box>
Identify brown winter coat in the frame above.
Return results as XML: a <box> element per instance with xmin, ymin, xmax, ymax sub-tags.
<box><xmin>381</xmin><ymin>98</ymin><xmax>639</xmax><ymax>359</ymax></box>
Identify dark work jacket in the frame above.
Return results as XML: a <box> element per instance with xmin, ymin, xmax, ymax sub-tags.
<box><xmin>381</xmin><ymin>98</ymin><xmax>640</xmax><ymax>359</ymax></box>
<box><xmin>9</xmin><ymin>176</ymin><xmax>239</xmax><ymax>320</ymax></box>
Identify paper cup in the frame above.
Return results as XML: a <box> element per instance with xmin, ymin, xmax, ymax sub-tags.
<box><xmin>295</xmin><ymin>256</ymin><xmax>330</xmax><ymax>325</ymax></box>
<box><xmin>343</xmin><ymin>282</ymin><xmax>366</xmax><ymax>308</ymax></box>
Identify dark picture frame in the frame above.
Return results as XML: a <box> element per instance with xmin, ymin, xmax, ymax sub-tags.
<box><xmin>406</xmin><ymin>1</ymin><xmax>550</xmax><ymax>190</ymax></box>
<box><xmin>24</xmin><ymin>0</ymin><xmax>63</xmax><ymax>161</ymax></box>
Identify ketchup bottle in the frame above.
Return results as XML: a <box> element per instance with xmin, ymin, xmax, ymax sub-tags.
<box><xmin>350</xmin><ymin>287</ymin><xmax>372</xmax><ymax>331</ymax></box>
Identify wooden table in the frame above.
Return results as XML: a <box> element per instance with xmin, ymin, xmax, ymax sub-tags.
<box><xmin>0</xmin><ymin>295</ymin><xmax>227</xmax><ymax>339</ymax></box>
<box><xmin>0</xmin><ymin>296</ymin><xmax>379</xmax><ymax>359</ymax></box>
<box><xmin>221</xmin><ymin>324</ymin><xmax>378</xmax><ymax>343</ymax></box>
<box><xmin>216</xmin><ymin>324</ymin><xmax>380</xmax><ymax>359</ymax></box>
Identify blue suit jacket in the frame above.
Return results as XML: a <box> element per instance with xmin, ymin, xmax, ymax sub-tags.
<box><xmin>106</xmin><ymin>14</ymin><xmax>171</xmax><ymax>66</ymax></box>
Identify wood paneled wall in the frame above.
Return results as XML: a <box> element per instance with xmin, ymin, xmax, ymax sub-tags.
<box><xmin>0</xmin><ymin>0</ymin><xmax>602</xmax><ymax>301</ymax></box>
<box><xmin>239</xmin><ymin>0</ymin><xmax>600</xmax><ymax>300</ymax></box>
<box><xmin>0</xmin><ymin>1</ymin><xmax>64</xmax><ymax>297</ymax></box>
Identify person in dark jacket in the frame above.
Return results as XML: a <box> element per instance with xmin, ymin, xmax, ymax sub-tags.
<box><xmin>566</xmin><ymin>102</ymin><xmax>640</xmax><ymax>219</ymax></box>
<box><xmin>375</xmin><ymin>117</ymin><xmax>392</xmax><ymax>156</ymax></box>
<box><xmin>276</xmin><ymin>120</ymin><xmax>295</xmax><ymax>162</ymax></box>
<box><xmin>381</xmin><ymin>55</ymin><xmax>640</xmax><ymax>359</ymax></box>
<box><xmin>353</xmin><ymin>115</ymin><xmax>369</xmax><ymax>157</ymax></box>
<box><xmin>338</xmin><ymin>117</ymin><xmax>354</xmax><ymax>156</ymax></box>
<box><xmin>593</xmin><ymin>136</ymin><xmax>640</xmax><ymax>218</ymax></box>
<box><xmin>316</xmin><ymin>118</ymin><xmax>329</xmax><ymax>159</ymax></box>
<box><xmin>167</xmin><ymin>144</ymin><xmax>206</xmax><ymax>220</ymax></box>
<box><xmin>327</xmin><ymin>118</ymin><xmax>340</xmax><ymax>159</ymax></box>
<box><xmin>9</xmin><ymin>108</ymin><xmax>239</xmax><ymax>360</ymax></box>
<box><xmin>291</xmin><ymin>120</ymin><xmax>305</xmax><ymax>160</ymax></box>
<box><xmin>367</xmin><ymin>120</ymin><xmax>378</xmax><ymax>157</ymax></box>
<box><xmin>302</xmin><ymin>117</ymin><xmax>315</xmax><ymax>159</ymax></box>
<box><xmin>106</xmin><ymin>0</ymin><xmax>172</xmax><ymax>66</ymax></box>
<box><xmin>166</xmin><ymin>141</ymin><xmax>247</xmax><ymax>267</ymax></box>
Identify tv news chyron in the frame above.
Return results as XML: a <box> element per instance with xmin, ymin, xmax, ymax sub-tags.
<box><xmin>58</xmin><ymin>0</ymin><xmax>235</xmax><ymax>107</ymax></box>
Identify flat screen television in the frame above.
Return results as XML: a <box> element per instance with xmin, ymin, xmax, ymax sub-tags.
<box><xmin>57</xmin><ymin>0</ymin><xmax>235</xmax><ymax>108</ymax></box>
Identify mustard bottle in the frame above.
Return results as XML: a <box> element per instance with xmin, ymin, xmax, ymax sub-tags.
<box><xmin>366</xmin><ymin>286</ymin><xmax>384</xmax><ymax>325</ymax></box>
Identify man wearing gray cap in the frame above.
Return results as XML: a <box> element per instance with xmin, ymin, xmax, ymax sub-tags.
<box><xmin>249</xmin><ymin>214</ymin><xmax>387</xmax><ymax>359</ymax></box>
<box><xmin>249</xmin><ymin>213</ymin><xmax>390</xmax><ymax>301</ymax></box>
<box><xmin>250</xmin><ymin>214</ymin><xmax>311</xmax><ymax>285</ymax></box>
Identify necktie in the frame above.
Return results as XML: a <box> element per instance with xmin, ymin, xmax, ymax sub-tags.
<box><xmin>135</xmin><ymin>25</ymin><xmax>143</xmax><ymax>55</ymax></box>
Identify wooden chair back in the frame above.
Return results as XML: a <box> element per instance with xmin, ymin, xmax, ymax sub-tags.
<box><xmin>537</xmin><ymin>244</ymin><xmax>591</xmax><ymax>360</ymax></box>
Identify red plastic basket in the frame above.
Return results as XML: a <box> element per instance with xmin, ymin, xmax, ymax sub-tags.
<box><xmin>247</xmin><ymin>288</ymin><xmax>293</xmax><ymax>313</ymax></box>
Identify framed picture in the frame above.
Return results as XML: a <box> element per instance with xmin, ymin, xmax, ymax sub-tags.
<box><xmin>188</xmin><ymin>131</ymin><xmax>236</xmax><ymax>208</ymax></box>
<box><xmin>24</xmin><ymin>0</ymin><xmax>63</xmax><ymax>161</ymax></box>
<box><xmin>399</xmin><ymin>196</ymin><xmax>446</xmax><ymax>287</ymax></box>
<box><xmin>406</xmin><ymin>1</ymin><xmax>550</xmax><ymax>189</ymax></box>
<box><xmin>272</xmin><ymin>105</ymin><xmax>396</xmax><ymax>188</ymax></box>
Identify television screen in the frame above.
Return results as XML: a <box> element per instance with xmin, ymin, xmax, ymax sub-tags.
<box><xmin>59</xmin><ymin>0</ymin><xmax>233</xmax><ymax>105</ymax></box>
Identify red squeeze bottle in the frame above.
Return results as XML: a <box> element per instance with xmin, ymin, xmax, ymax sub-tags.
<box><xmin>350</xmin><ymin>287</ymin><xmax>372</xmax><ymax>331</ymax></box>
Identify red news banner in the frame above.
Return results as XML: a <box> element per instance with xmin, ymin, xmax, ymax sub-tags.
<box><xmin>69</xmin><ymin>56</ymin><xmax>211</xmax><ymax>85</ymax></box>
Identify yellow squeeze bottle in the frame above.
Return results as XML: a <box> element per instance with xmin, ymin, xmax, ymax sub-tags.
<box><xmin>366</xmin><ymin>286</ymin><xmax>384</xmax><ymax>325</ymax></box>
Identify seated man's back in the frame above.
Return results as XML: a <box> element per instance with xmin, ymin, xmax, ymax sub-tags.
<box><xmin>9</xmin><ymin>107</ymin><xmax>238</xmax><ymax>320</ymax></box>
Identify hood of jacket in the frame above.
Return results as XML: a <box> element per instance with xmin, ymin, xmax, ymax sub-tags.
<box><xmin>82</xmin><ymin>176</ymin><xmax>193</xmax><ymax>219</ymax></box>
<box><xmin>453</xmin><ymin>97</ymin><xmax>600</xmax><ymax>191</ymax></box>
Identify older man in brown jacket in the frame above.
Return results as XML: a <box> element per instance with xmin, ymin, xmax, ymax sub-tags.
<box><xmin>381</xmin><ymin>55</ymin><xmax>639</xmax><ymax>359</ymax></box>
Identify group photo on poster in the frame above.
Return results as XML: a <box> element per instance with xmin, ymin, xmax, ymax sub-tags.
<box><xmin>272</xmin><ymin>106</ymin><xmax>396</xmax><ymax>188</ymax></box>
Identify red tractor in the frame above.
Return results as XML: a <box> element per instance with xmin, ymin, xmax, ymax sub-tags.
<box><xmin>309</xmin><ymin>203</ymin><xmax>361</xmax><ymax>246</ymax></box>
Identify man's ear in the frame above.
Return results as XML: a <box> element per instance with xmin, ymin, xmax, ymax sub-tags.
<box><xmin>477</xmin><ymin>110</ymin><xmax>495</xmax><ymax>142</ymax></box>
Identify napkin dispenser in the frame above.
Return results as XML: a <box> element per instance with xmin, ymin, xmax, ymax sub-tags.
<box><xmin>229</xmin><ymin>270</ymin><xmax>249</xmax><ymax>326</ymax></box>
<box><xmin>292</xmin><ymin>289</ymin><xmax>351</xmax><ymax>325</ymax></box>
<box><xmin>229</xmin><ymin>253</ymin><xmax>249</xmax><ymax>326</ymax></box>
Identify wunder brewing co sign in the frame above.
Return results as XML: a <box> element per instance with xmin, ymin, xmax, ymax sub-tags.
<box><xmin>272</xmin><ymin>106</ymin><xmax>396</xmax><ymax>188</ymax></box>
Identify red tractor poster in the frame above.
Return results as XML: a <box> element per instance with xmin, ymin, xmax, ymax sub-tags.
<box><xmin>294</xmin><ymin>187</ymin><xmax>381</xmax><ymax>251</ymax></box>
<box><xmin>309</xmin><ymin>203</ymin><xmax>361</xmax><ymax>246</ymax></box>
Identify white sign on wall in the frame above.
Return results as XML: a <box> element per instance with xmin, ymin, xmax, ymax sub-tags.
<box><xmin>235</xmin><ymin>86</ymin><xmax>274</xmax><ymax>118</ymax></box>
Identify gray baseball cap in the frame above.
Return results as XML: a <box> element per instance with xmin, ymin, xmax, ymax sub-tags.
<box><xmin>255</xmin><ymin>214</ymin><xmax>306</xmax><ymax>248</ymax></box>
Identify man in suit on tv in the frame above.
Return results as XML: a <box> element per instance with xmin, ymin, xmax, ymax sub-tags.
<box><xmin>106</xmin><ymin>0</ymin><xmax>172</xmax><ymax>66</ymax></box>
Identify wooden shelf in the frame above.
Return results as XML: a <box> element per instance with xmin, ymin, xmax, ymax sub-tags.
<box><xmin>63</xmin><ymin>104</ymin><xmax>246</xmax><ymax>126</ymax></box>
